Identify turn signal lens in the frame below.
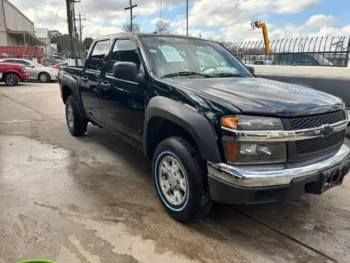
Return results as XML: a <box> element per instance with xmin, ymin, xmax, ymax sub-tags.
<box><xmin>221</xmin><ymin>115</ymin><xmax>282</xmax><ymax>130</ymax></box>
<box><xmin>221</xmin><ymin>116</ymin><xmax>238</xmax><ymax>129</ymax></box>
<box><xmin>223</xmin><ymin>139</ymin><xmax>239</xmax><ymax>161</ymax></box>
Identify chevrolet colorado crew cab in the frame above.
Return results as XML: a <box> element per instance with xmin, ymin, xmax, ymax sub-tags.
<box><xmin>59</xmin><ymin>33</ymin><xmax>350</xmax><ymax>222</ymax></box>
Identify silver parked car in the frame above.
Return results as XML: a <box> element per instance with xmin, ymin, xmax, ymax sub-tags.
<box><xmin>0</xmin><ymin>58</ymin><xmax>58</xmax><ymax>82</ymax></box>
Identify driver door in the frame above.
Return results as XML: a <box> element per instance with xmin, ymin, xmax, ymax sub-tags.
<box><xmin>100</xmin><ymin>39</ymin><xmax>145</xmax><ymax>144</ymax></box>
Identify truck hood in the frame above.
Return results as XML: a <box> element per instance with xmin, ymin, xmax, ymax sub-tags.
<box><xmin>0</xmin><ymin>62</ymin><xmax>22</xmax><ymax>69</ymax></box>
<box><xmin>166</xmin><ymin>77</ymin><xmax>343</xmax><ymax>116</ymax></box>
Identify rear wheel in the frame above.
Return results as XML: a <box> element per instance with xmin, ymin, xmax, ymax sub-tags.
<box><xmin>39</xmin><ymin>72</ymin><xmax>50</xmax><ymax>83</ymax></box>
<box><xmin>65</xmin><ymin>95</ymin><xmax>88</xmax><ymax>136</ymax></box>
<box><xmin>4</xmin><ymin>73</ymin><xmax>19</xmax><ymax>86</ymax></box>
<box><xmin>153</xmin><ymin>137</ymin><xmax>212</xmax><ymax>222</ymax></box>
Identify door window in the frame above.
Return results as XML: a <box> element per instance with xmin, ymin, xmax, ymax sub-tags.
<box><xmin>87</xmin><ymin>40</ymin><xmax>109</xmax><ymax>71</ymax></box>
<box><xmin>106</xmin><ymin>39</ymin><xmax>141</xmax><ymax>75</ymax></box>
<box><xmin>4</xmin><ymin>59</ymin><xmax>21</xmax><ymax>64</ymax></box>
<box><xmin>19</xmin><ymin>60</ymin><xmax>32</xmax><ymax>66</ymax></box>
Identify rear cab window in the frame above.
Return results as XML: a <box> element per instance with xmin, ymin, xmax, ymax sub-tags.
<box><xmin>87</xmin><ymin>40</ymin><xmax>110</xmax><ymax>71</ymax></box>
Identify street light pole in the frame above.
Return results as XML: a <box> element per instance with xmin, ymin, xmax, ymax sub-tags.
<box><xmin>186</xmin><ymin>0</ymin><xmax>188</xmax><ymax>36</ymax></box>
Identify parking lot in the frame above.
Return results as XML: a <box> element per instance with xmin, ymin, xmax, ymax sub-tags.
<box><xmin>0</xmin><ymin>82</ymin><xmax>349</xmax><ymax>263</ymax></box>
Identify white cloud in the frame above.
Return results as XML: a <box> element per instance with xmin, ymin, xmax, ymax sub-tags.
<box><xmin>151</xmin><ymin>18</ymin><xmax>171</xmax><ymax>26</ymax></box>
<box><xmin>189</xmin><ymin>0</ymin><xmax>321</xmax><ymax>27</ymax></box>
<box><xmin>8</xmin><ymin>0</ymin><xmax>184</xmax><ymax>38</ymax></box>
<box><xmin>6</xmin><ymin>0</ymin><xmax>350</xmax><ymax>45</ymax></box>
<box><xmin>306</xmin><ymin>15</ymin><xmax>336</xmax><ymax>28</ymax></box>
<box><xmin>172</xmin><ymin>27</ymin><xmax>218</xmax><ymax>39</ymax></box>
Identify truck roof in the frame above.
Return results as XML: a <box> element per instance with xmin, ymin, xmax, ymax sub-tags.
<box><xmin>94</xmin><ymin>33</ymin><xmax>209</xmax><ymax>42</ymax></box>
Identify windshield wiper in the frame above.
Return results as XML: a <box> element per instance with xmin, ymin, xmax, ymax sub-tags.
<box><xmin>209</xmin><ymin>73</ymin><xmax>247</xmax><ymax>78</ymax></box>
<box><xmin>161</xmin><ymin>71</ymin><xmax>214</xmax><ymax>78</ymax></box>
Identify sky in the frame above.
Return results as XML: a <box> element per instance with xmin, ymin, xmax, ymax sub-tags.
<box><xmin>8</xmin><ymin>0</ymin><xmax>350</xmax><ymax>43</ymax></box>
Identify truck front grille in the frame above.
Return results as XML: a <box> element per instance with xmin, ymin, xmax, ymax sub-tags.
<box><xmin>295</xmin><ymin>131</ymin><xmax>345</xmax><ymax>155</ymax></box>
<box><xmin>289</xmin><ymin>111</ymin><xmax>345</xmax><ymax>130</ymax></box>
<box><xmin>285</xmin><ymin>111</ymin><xmax>346</xmax><ymax>161</ymax></box>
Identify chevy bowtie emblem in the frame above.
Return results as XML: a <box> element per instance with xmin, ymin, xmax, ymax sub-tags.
<box><xmin>320</xmin><ymin>124</ymin><xmax>334</xmax><ymax>137</ymax></box>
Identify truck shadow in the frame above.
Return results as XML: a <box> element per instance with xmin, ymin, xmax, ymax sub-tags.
<box><xmin>83</xmin><ymin>124</ymin><xmax>349</xmax><ymax>262</ymax></box>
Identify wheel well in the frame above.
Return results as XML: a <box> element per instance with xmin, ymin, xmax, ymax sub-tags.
<box><xmin>146</xmin><ymin>117</ymin><xmax>197</xmax><ymax>160</ymax></box>
<box><xmin>62</xmin><ymin>85</ymin><xmax>73</xmax><ymax>104</ymax></box>
<box><xmin>3</xmin><ymin>72</ymin><xmax>20</xmax><ymax>79</ymax></box>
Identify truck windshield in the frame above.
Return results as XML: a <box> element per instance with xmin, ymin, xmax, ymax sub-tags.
<box><xmin>141</xmin><ymin>36</ymin><xmax>252</xmax><ymax>78</ymax></box>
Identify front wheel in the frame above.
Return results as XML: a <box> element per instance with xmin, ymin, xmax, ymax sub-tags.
<box><xmin>4</xmin><ymin>73</ymin><xmax>19</xmax><ymax>86</ymax></box>
<box><xmin>65</xmin><ymin>95</ymin><xmax>88</xmax><ymax>136</ymax></box>
<box><xmin>39</xmin><ymin>72</ymin><xmax>50</xmax><ymax>83</ymax></box>
<box><xmin>153</xmin><ymin>137</ymin><xmax>212</xmax><ymax>222</ymax></box>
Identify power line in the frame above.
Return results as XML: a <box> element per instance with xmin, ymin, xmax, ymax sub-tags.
<box><xmin>124</xmin><ymin>0</ymin><xmax>138</xmax><ymax>32</ymax></box>
<box><xmin>80</xmin><ymin>0</ymin><xmax>97</xmax><ymax>6</ymax></box>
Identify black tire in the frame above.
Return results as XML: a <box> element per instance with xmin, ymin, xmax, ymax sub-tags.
<box><xmin>39</xmin><ymin>72</ymin><xmax>50</xmax><ymax>83</ymax></box>
<box><xmin>65</xmin><ymin>95</ymin><xmax>88</xmax><ymax>136</ymax></box>
<box><xmin>153</xmin><ymin>137</ymin><xmax>212</xmax><ymax>222</ymax></box>
<box><xmin>4</xmin><ymin>73</ymin><xmax>19</xmax><ymax>86</ymax></box>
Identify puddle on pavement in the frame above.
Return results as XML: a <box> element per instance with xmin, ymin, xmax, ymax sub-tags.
<box><xmin>0</xmin><ymin>134</ymin><xmax>349</xmax><ymax>263</ymax></box>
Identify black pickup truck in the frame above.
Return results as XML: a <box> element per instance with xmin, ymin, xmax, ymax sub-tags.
<box><xmin>59</xmin><ymin>33</ymin><xmax>350</xmax><ymax>222</ymax></box>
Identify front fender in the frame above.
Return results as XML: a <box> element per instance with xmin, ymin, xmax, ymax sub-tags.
<box><xmin>144</xmin><ymin>96</ymin><xmax>222</xmax><ymax>163</ymax></box>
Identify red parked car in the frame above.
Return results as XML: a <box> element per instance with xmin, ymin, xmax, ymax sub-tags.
<box><xmin>51</xmin><ymin>62</ymin><xmax>68</xmax><ymax>70</ymax></box>
<box><xmin>0</xmin><ymin>62</ymin><xmax>29</xmax><ymax>86</ymax></box>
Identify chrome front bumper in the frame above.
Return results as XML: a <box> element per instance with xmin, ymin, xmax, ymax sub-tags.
<box><xmin>208</xmin><ymin>143</ymin><xmax>350</xmax><ymax>187</ymax></box>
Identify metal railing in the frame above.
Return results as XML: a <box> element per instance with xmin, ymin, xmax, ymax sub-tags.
<box><xmin>220</xmin><ymin>36</ymin><xmax>350</xmax><ymax>67</ymax></box>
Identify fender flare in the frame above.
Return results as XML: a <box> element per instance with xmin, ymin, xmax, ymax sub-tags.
<box><xmin>143</xmin><ymin>96</ymin><xmax>222</xmax><ymax>163</ymax></box>
<box><xmin>61</xmin><ymin>74</ymin><xmax>86</xmax><ymax>117</ymax></box>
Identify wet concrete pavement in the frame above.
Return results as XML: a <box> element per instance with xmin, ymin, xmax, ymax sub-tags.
<box><xmin>0</xmin><ymin>82</ymin><xmax>349</xmax><ymax>263</ymax></box>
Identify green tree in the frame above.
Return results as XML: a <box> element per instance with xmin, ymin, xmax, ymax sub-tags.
<box><xmin>49</xmin><ymin>30</ymin><xmax>63</xmax><ymax>51</ymax></box>
<box><xmin>83</xmin><ymin>37</ymin><xmax>94</xmax><ymax>50</ymax></box>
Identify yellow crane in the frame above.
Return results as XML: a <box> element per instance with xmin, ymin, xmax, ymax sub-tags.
<box><xmin>251</xmin><ymin>21</ymin><xmax>272</xmax><ymax>54</ymax></box>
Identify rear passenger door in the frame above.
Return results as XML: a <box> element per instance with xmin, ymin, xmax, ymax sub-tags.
<box><xmin>100</xmin><ymin>39</ymin><xmax>145</xmax><ymax>144</ymax></box>
<box><xmin>80</xmin><ymin>39</ymin><xmax>110</xmax><ymax>122</ymax></box>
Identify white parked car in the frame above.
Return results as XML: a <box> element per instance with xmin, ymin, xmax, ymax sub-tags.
<box><xmin>0</xmin><ymin>58</ymin><xmax>58</xmax><ymax>82</ymax></box>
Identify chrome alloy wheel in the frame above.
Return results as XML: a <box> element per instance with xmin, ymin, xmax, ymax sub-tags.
<box><xmin>66</xmin><ymin>103</ymin><xmax>74</xmax><ymax>129</ymax></box>
<box><xmin>39</xmin><ymin>73</ymin><xmax>48</xmax><ymax>82</ymax></box>
<box><xmin>158</xmin><ymin>156</ymin><xmax>187</xmax><ymax>206</ymax></box>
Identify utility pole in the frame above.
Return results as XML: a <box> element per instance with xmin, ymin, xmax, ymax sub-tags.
<box><xmin>124</xmin><ymin>0</ymin><xmax>137</xmax><ymax>32</ymax></box>
<box><xmin>65</xmin><ymin>0</ymin><xmax>80</xmax><ymax>64</ymax></box>
<box><xmin>186</xmin><ymin>0</ymin><xmax>188</xmax><ymax>36</ymax></box>
<box><xmin>78</xmin><ymin>13</ymin><xmax>86</xmax><ymax>51</ymax></box>
<box><xmin>65</xmin><ymin>0</ymin><xmax>74</xmax><ymax>57</ymax></box>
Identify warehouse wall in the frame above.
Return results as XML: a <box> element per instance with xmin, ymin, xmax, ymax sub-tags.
<box><xmin>3</xmin><ymin>0</ymin><xmax>34</xmax><ymax>33</ymax></box>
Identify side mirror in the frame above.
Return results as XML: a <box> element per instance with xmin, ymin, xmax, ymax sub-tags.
<box><xmin>113</xmin><ymin>61</ymin><xmax>144</xmax><ymax>83</ymax></box>
<box><xmin>246</xmin><ymin>66</ymin><xmax>255</xmax><ymax>75</ymax></box>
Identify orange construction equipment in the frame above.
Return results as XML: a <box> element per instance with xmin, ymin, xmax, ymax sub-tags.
<box><xmin>251</xmin><ymin>21</ymin><xmax>272</xmax><ymax>54</ymax></box>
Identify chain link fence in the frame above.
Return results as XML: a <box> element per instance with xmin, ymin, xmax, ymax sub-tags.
<box><xmin>220</xmin><ymin>36</ymin><xmax>350</xmax><ymax>67</ymax></box>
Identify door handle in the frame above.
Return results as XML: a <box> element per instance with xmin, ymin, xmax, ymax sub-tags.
<box><xmin>81</xmin><ymin>76</ymin><xmax>88</xmax><ymax>82</ymax></box>
<box><xmin>100</xmin><ymin>81</ymin><xmax>110</xmax><ymax>91</ymax></box>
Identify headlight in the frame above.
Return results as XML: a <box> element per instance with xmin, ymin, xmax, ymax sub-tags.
<box><xmin>223</xmin><ymin>139</ymin><xmax>286</xmax><ymax>164</ymax></box>
<box><xmin>21</xmin><ymin>66</ymin><xmax>26</xmax><ymax>73</ymax></box>
<box><xmin>221</xmin><ymin>116</ymin><xmax>286</xmax><ymax>164</ymax></box>
<box><xmin>221</xmin><ymin>115</ymin><xmax>283</xmax><ymax>130</ymax></box>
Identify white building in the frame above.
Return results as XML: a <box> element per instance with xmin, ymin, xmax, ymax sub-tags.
<box><xmin>35</xmin><ymin>28</ymin><xmax>53</xmax><ymax>55</ymax></box>
<box><xmin>0</xmin><ymin>0</ymin><xmax>45</xmax><ymax>46</ymax></box>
